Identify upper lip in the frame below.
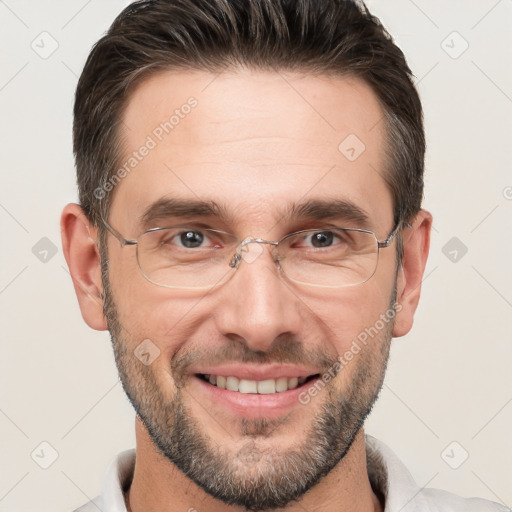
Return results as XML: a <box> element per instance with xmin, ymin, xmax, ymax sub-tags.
<box><xmin>192</xmin><ymin>364</ymin><xmax>321</xmax><ymax>381</ymax></box>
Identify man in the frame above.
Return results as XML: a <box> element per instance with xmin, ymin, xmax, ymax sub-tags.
<box><xmin>61</xmin><ymin>1</ymin><xmax>507</xmax><ymax>511</ymax></box>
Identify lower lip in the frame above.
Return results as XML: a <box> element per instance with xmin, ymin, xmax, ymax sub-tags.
<box><xmin>191</xmin><ymin>375</ymin><xmax>319</xmax><ymax>419</ymax></box>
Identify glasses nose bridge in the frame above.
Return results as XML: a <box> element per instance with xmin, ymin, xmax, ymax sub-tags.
<box><xmin>229</xmin><ymin>237</ymin><xmax>279</xmax><ymax>269</ymax></box>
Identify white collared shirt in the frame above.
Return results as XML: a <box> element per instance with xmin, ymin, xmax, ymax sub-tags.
<box><xmin>72</xmin><ymin>435</ymin><xmax>509</xmax><ymax>512</ymax></box>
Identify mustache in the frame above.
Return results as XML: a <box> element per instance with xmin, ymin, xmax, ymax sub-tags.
<box><xmin>171</xmin><ymin>335</ymin><xmax>339</xmax><ymax>384</ymax></box>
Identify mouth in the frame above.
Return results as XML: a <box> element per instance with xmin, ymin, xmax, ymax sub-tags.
<box><xmin>196</xmin><ymin>373</ymin><xmax>320</xmax><ymax>394</ymax></box>
<box><xmin>189</xmin><ymin>364</ymin><xmax>324</xmax><ymax>418</ymax></box>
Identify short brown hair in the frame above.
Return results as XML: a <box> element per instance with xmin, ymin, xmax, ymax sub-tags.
<box><xmin>74</xmin><ymin>0</ymin><xmax>424</xmax><ymax>232</ymax></box>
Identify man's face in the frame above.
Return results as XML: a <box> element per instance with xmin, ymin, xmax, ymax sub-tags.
<box><xmin>103</xmin><ymin>69</ymin><xmax>398</xmax><ymax>510</ymax></box>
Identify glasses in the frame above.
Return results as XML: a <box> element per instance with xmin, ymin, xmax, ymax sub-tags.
<box><xmin>101</xmin><ymin>218</ymin><xmax>402</xmax><ymax>290</ymax></box>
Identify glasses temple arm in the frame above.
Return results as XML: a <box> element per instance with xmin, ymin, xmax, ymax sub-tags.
<box><xmin>377</xmin><ymin>220</ymin><xmax>412</xmax><ymax>248</ymax></box>
<box><xmin>101</xmin><ymin>217</ymin><xmax>137</xmax><ymax>247</ymax></box>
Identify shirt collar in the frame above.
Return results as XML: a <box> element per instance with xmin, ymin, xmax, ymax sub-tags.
<box><xmin>100</xmin><ymin>448</ymin><xmax>135</xmax><ymax>512</ymax></box>
<box><xmin>365</xmin><ymin>434</ymin><xmax>433</xmax><ymax>511</ymax></box>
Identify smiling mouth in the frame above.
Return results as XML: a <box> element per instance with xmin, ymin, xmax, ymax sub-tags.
<box><xmin>197</xmin><ymin>374</ymin><xmax>320</xmax><ymax>394</ymax></box>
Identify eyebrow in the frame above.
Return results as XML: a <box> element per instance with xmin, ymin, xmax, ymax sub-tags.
<box><xmin>286</xmin><ymin>199</ymin><xmax>370</xmax><ymax>228</ymax></box>
<box><xmin>138</xmin><ymin>197</ymin><xmax>371</xmax><ymax>230</ymax></box>
<box><xmin>139</xmin><ymin>197</ymin><xmax>225</xmax><ymax>229</ymax></box>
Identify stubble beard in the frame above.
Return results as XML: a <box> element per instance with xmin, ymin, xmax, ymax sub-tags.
<box><xmin>100</xmin><ymin>252</ymin><xmax>395</xmax><ymax>511</ymax></box>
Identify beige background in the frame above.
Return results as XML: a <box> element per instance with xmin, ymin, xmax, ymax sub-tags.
<box><xmin>0</xmin><ymin>1</ymin><xmax>511</xmax><ymax>511</ymax></box>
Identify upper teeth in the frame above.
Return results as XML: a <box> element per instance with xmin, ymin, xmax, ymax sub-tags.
<box><xmin>204</xmin><ymin>375</ymin><xmax>307</xmax><ymax>394</ymax></box>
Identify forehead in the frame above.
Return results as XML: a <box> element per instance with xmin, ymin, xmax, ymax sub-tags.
<box><xmin>113</xmin><ymin>68</ymin><xmax>392</xmax><ymax>234</ymax></box>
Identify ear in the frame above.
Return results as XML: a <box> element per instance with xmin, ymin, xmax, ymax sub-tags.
<box><xmin>61</xmin><ymin>203</ymin><xmax>107</xmax><ymax>331</ymax></box>
<box><xmin>393</xmin><ymin>209</ymin><xmax>432</xmax><ymax>337</ymax></box>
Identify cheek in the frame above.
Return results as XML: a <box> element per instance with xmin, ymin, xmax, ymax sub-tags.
<box><xmin>302</xmin><ymin>283</ymin><xmax>391</xmax><ymax>349</ymax></box>
<box><xmin>111</xmin><ymin>278</ymin><xmax>215</xmax><ymax>359</ymax></box>
<box><xmin>316</xmin><ymin>293</ymin><xmax>393</xmax><ymax>391</ymax></box>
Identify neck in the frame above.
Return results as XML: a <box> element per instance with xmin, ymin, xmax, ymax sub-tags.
<box><xmin>126</xmin><ymin>416</ymin><xmax>382</xmax><ymax>512</ymax></box>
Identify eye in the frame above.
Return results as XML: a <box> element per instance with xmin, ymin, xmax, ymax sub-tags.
<box><xmin>177</xmin><ymin>230</ymin><xmax>206</xmax><ymax>248</ymax></box>
<box><xmin>161</xmin><ymin>228</ymin><xmax>224</xmax><ymax>250</ymax></box>
<box><xmin>144</xmin><ymin>227</ymin><xmax>237</xmax><ymax>255</ymax></box>
<box><xmin>298</xmin><ymin>230</ymin><xmax>347</xmax><ymax>249</ymax></box>
<box><xmin>309</xmin><ymin>231</ymin><xmax>334</xmax><ymax>248</ymax></box>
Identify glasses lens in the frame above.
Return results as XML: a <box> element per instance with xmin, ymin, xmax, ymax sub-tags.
<box><xmin>278</xmin><ymin>228</ymin><xmax>379</xmax><ymax>287</ymax></box>
<box><xmin>135</xmin><ymin>226</ymin><xmax>379</xmax><ymax>289</ymax></box>
<box><xmin>137</xmin><ymin>227</ymin><xmax>238</xmax><ymax>289</ymax></box>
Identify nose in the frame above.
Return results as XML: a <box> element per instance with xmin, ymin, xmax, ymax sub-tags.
<box><xmin>213</xmin><ymin>242</ymin><xmax>303</xmax><ymax>352</ymax></box>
